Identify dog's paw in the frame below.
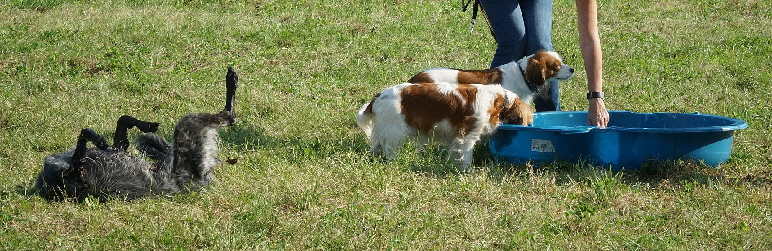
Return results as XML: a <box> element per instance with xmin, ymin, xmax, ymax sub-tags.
<box><xmin>138</xmin><ymin>122</ymin><xmax>160</xmax><ymax>133</ymax></box>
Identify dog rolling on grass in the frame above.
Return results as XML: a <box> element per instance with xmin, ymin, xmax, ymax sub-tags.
<box><xmin>35</xmin><ymin>67</ymin><xmax>239</xmax><ymax>202</ymax></box>
<box><xmin>356</xmin><ymin>82</ymin><xmax>532</xmax><ymax>167</ymax></box>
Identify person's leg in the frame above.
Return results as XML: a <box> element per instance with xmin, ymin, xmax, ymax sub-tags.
<box><xmin>533</xmin><ymin>80</ymin><xmax>560</xmax><ymax>111</ymax></box>
<box><xmin>479</xmin><ymin>0</ymin><xmax>526</xmax><ymax>68</ymax></box>
<box><xmin>520</xmin><ymin>0</ymin><xmax>554</xmax><ymax>54</ymax></box>
<box><xmin>521</xmin><ymin>0</ymin><xmax>560</xmax><ymax>111</ymax></box>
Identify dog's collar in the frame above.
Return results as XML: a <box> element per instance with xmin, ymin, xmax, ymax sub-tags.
<box><xmin>518</xmin><ymin>63</ymin><xmax>539</xmax><ymax>93</ymax></box>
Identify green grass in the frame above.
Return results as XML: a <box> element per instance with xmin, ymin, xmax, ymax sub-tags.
<box><xmin>1</xmin><ymin>0</ymin><xmax>771</xmax><ymax>249</ymax></box>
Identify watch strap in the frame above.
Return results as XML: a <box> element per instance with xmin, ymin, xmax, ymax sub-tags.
<box><xmin>587</xmin><ymin>92</ymin><xmax>605</xmax><ymax>99</ymax></box>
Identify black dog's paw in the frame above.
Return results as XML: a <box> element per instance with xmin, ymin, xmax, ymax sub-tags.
<box><xmin>226</xmin><ymin>67</ymin><xmax>238</xmax><ymax>89</ymax></box>
<box><xmin>137</xmin><ymin>122</ymin><xmax>160</xmax><ymax>133</ymax></box>
<box><xmin>145</xmin><ymin>122</ymin><xmax>160</xmax><ymax>133</ymax></box>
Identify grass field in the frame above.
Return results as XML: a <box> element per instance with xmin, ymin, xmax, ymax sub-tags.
<box><xmin>1</xmin><ymin>0</ymin><xmax>771</xmax><ymax>249</ymax></box>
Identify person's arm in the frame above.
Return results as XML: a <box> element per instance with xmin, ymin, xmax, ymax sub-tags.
<box><xmin>576</xmin><ymin>0</ymin><xmax>609</xmax><ymax>127</ymax></box>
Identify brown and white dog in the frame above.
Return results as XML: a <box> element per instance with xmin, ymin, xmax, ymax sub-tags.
<box><xmin>407</xmin><ymin>50</ymin><xmax>574</xmax><ymax>104</ymax></box>
<box><xmin>356</xmin><ymin>82</ymin><xmax>532</xmax><ymax>167</ymax></box>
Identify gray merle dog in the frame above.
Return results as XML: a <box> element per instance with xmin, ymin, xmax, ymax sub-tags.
<box><xmin>35</xmin><ymin>67</ymin><xmax>239</xmax><ymax>202</ymax></box>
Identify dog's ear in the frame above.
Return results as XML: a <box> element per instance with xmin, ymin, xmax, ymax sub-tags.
<box><xmin>545</xmin><ymin>57</ymin><xmax>563</xmax><ymax>78</ymax></box>
<box><xmin>525</xmin><ymin>57</ymin><xmax>546</xmax><ymax>86</ymax></box>
<box><xmin>500</xmin><ymin>95</ymin><xmax>533</xmax><ymax>126</ymax></box>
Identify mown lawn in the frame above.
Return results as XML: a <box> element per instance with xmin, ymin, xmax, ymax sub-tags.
<box><xmin>1</xmin><ymin>0</ymin><xmax>770</xmax><ymax>249</ymax></box>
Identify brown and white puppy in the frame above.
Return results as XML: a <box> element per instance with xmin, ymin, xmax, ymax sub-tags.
<box><xmin>356</xmin><ymin>82</ymin><xmax>532</xmax><ymax>167</ymax></box>
<box><xmin>407</xmin><ymin>50</ymin><xmax>574</xmax><ymax>104</ymax></box>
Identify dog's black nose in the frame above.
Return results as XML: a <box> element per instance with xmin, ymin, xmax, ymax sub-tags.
<box><xmin>569</xmin><ymin>68</ymin><xmax>575</xmax><ymax>73</ymax></box>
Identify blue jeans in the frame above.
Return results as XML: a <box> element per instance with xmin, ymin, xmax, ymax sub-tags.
<box><xmin>480</xmin><ymin>0</ymin><xmax>560</xmax><ymax>111</ymax></box>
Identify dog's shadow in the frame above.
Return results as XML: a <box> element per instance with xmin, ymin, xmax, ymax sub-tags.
<box><xmin>219</xmin><ymin>122</ymin><xmax>374</xmax><ymax>166</ymax></box>
<box><xmin>218</xmin><ymin>124</ymin><xmax>268</xmax><ymax>149</ymax></box>
<box><xmin>12</xmin><ymin>183</ymin><xmax>37</xmax><ymax>199</ymax></box>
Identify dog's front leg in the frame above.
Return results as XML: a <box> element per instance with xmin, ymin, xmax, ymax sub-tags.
<box><xmin>69</xmin><ymin>128</ymin><xmax>109</xmax><ymax>173</ymax></box>
<box><xmin>455</xmin><ymin>134</ymin><xmax>481</xmax><ymax>171</ymax></box>
<box><xmin>414</xmin><ymin>134</ymin><xmax>434</xmax><ymax>154</ymax></box>
<box><xmin>113</xmin><ymin>115</ymin><xmax>160</xmax><ymax>151</ymax></box>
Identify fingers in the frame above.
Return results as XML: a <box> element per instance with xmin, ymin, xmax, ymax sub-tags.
<box><xmin>587</xmin><ymin>113</ymin><xmax>609</xmax><ymax>128</ymax></box>
<box><xmin>587</xmin><ymin>98</ymin><xmax>609</xmax><ymax>127</ymax></box>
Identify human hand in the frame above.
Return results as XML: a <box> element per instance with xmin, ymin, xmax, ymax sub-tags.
<box><xmin>587</xmin><ymin>98</ymin><xmax>609</xmax><ymax>127</ymax></box>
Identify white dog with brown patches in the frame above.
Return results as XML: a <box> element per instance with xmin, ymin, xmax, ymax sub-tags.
<box><xmin>356</xmin><ymin>82</ymin><xmax>532</xmax><ymax>167</ymax></box>
<box><xmin>408</xmin><ymin>50</ymin><xmax>574</xmax><ymax>104</ymax></box>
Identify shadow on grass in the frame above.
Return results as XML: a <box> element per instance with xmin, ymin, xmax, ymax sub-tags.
<box><xmin>323</xmin><ymin>135</ymin><xmax>772</xmax><ymax>190</ymax></box>
<box><xmin>627</xmin><ymin>160</ymin><xmax>772</xmax><ymax>188</ymax></box>
<box><xmin>10</xmin><ymin>183</ymin><xmax>39</xmax><ymax>200</ymax></box>
<box><xmin>218</xmin><ymin>123</ymin><xmax>372</xmax><ymax>164</ymax></box>
<box><xmin>485</xmin><ymin>157</ymin><xmax>772</xmax><ymax>191</ymax></box>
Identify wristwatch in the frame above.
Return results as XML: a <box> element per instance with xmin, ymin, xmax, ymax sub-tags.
<box><xmin>587</xmin><ymin>92</ymin><xmax>605</xmax><ymax>100</ymax></box>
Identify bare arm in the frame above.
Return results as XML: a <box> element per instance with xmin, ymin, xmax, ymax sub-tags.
<box><xmin>576</xmin><ymin>0</ymin><xmax>609</xmax><ymax>127</ymax></box>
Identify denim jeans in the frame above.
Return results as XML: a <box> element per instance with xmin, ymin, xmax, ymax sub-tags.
<box><xmin>480</xmin><ymin>0</ymin><xmax>560</xmax><ymax>111</ymax></box>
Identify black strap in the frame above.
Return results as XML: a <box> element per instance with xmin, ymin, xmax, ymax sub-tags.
<box><xmin>587</xmin><ymin>92</ymin><xmax>605</xmax><ymax>99</ymax></box>
<box><xmin>462</xmin><ymin>0</ymin><xmax>494</xmax><ymax>38</ymax></box>
<box><xmin>462</xmin><ymin>0</ymin><xmax>475</xmax><ymax>13</ymax></box>
<box><xmin>462</xmin><ymin>0</ymin><xmax>480</xmax><ymax>31</ymax></box>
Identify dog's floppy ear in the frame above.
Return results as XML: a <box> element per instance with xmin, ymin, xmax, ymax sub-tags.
<box><xmin>525</xmin><ymin>56</ymin><xmax>546</xmax><ymax>86</ymax></box>
<box><xmin>500</xmin><ymin>94</ymin><xmax>533</xmax><ymax>126</ymax></box>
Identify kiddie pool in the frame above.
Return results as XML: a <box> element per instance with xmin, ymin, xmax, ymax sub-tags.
<box><xmin>489</xmin><ymin>111</ymin><xmax>748</xmax><ymax>170</ymax></box>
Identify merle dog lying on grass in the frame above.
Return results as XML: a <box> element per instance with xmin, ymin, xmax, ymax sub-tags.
<box><xmin>35</xmin><ymin>67</ymin><xmax>239</xmax><ymax>202</ymax></box>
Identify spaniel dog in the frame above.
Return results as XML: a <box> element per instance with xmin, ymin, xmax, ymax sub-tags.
<box><xmin>408</xmin><ymin>50</ymin><xmax>574</xmax><ymax>104</ymax></box>
<box><xmin>356</xmin><ymin>82</ymin><xmax>531</xmax><ymax>167</ymax></box>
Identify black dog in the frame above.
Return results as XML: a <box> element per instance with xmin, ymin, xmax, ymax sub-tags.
<box><xmin>35</xmin><ymin>67</ymin><xmax>239</xmax><ymax>202</ymax></box>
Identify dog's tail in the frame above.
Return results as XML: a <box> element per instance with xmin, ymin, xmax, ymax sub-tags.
<box><xmin>356</xmin><ymin>95</ymin><xmax>378</xmax><ymax>140</ymax></box>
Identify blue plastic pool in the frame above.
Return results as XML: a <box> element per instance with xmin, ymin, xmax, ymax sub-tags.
<box><xmin>489</xmin><ymin>111</ymin><xmax>748</xmax><ymax>170</ymax></box>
